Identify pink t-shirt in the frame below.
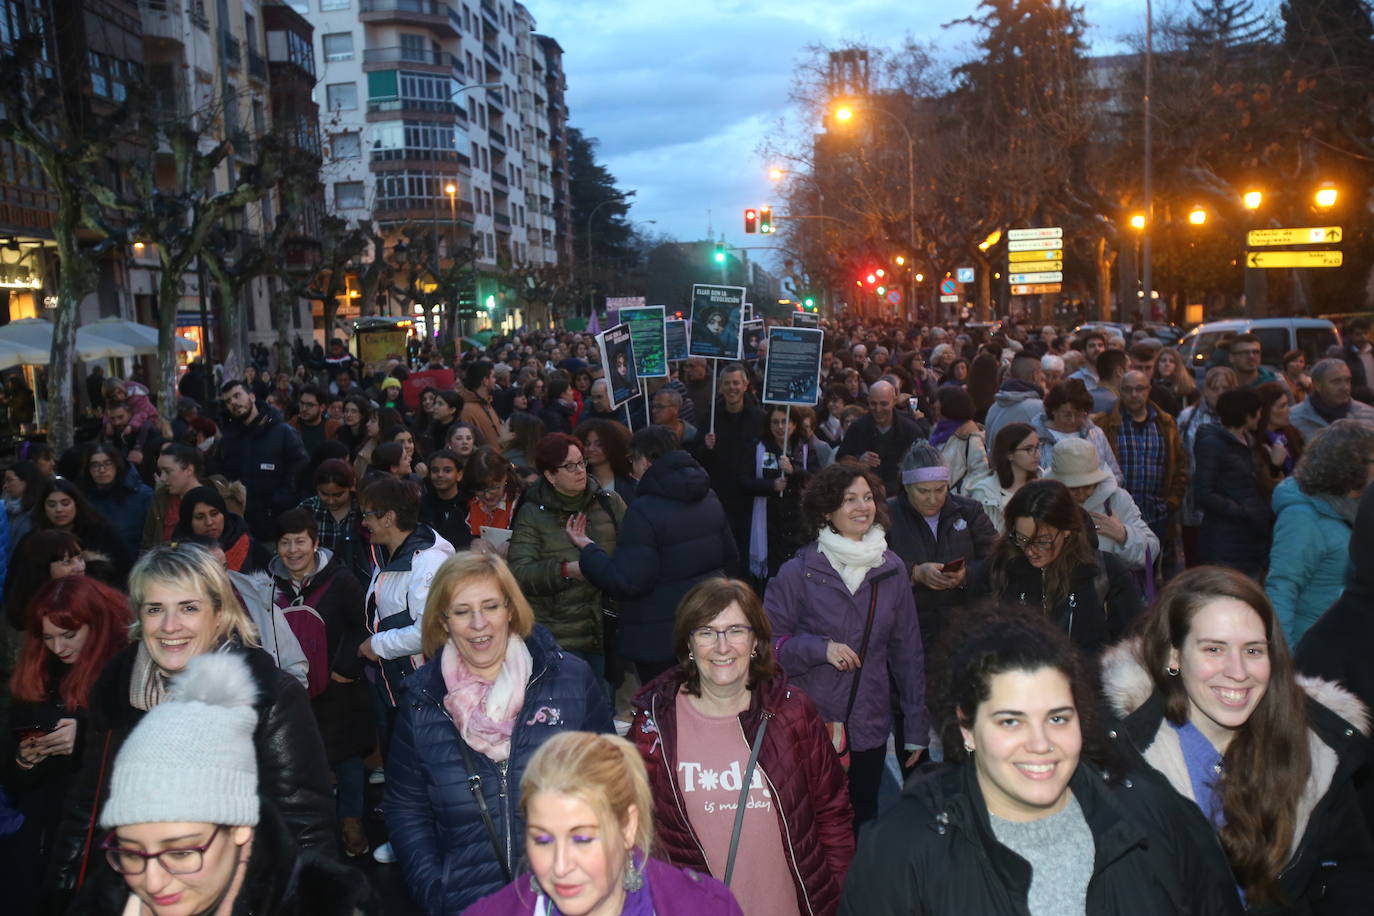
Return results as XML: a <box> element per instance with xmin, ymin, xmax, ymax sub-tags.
<box><xmin>675</xmin><ymin>692</ymin><xmax>802</xmax><ymax>916</ymax></box>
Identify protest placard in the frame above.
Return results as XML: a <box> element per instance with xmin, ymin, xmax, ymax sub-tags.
<box><xmin>619</xmin><ymin>305</ymin><xmax>667</xmax><ymax>378</ymax></box>
<box><xmin>762</xmin><ymin>326</ymin><xmax>824</xmax><ymax>406</ymax></box>
<box><xmin>664</xmin><ymin>319</ymin><xmax>689</xmax><ymax>362</ymax></box>
<box><xmin>688</xmin><ymin>284</ymin><xmax>745</xmax><ymax>360</ymax></box>
<box><xmin>596</xmin><ymin>324</ymin><xmax>639</xmax><ymax>408</ymax></box>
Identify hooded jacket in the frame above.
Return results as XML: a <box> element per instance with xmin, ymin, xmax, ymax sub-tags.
<box><xmin>578</xmin><ymin>450</ymin><xmax>739</xmax><ymax>664</ymax></box>
<box><xmin>763</xmin><ymin>543</ymin><xmax>928</xmax><ymax>753</ymax></box>
<box><xmin>214</xmin><ymin>408</ymin><xmax>310</xmax><ymax>542</ymax></box>
<box><xmin>1192</xmin><ymin>423</ymin><xmax>1274</xmax><ymax>576</ymax></box>
<box><xmin>1065</xmin><ymin>476</ymin><xmax>1160</xmax><ymax>571</ymax></box>
<box><xmin>508</xmin><ymin>478</ymin><xmax>625</xmax><ymax>656</ymax></box>
<box><xmin>1266</xmin><ymin>476</ymin><xmax>1355</xmax><ymax>647</ymax></box>
<box><xmin>1031</xmin><ymin>413</ymin><xmax>1125</xmax><ymax>487</ymax></box>
<box><xmin>1101</xmin><ymin>640</ymin><xmax>1374</xmax><ymax>915</ymax></box>
<box><xmin>84</xmin><ymin>468</ymin><xmax>152</xmax><ymax>551</ymax></box>
<box><xmin>384</xmin><ymin>625</ymin><xmax>614</xmax><ymax>916</ymax></box>
<box><xmin>50</xmin><ymin>644</ymin><xmax>334</xmax><ymax>900</ymax></box>
<box><xmin>366</xmin><ymin>523</ymin><xmax>456</xmax><ymax>703</ymax></box>
<box><xmin>983</xmin><ymin>380</ymin><xmax>1044</xmax><ymax>448</ymax></box>
<box><xmin>628</xmin><ymin>670</ymin><xmax>855</xmax><ymax>916</ymax></box>
<box><xmin>838</xmin><ymin>756</ymin><xmax>1244</xmax><ymax>916</ymax></box>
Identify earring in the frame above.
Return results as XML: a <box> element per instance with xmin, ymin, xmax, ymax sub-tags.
<box><xmin>622</xmin><ymin>856</ymin><xmax>645</xmax><ymax>893</ymax></box>
<box><xmin>751</xmin><ymin>649</ymin><xmax>757</xmax><ymax>658</ymax></box>
<box><xmin>963</xmin><ymin>743</ymin><xmax>975</xmax><ymax>754</ymax></box>
<box><xmin>688</xmin><ymin>653</ymin><xmax>694</xmax><ymax>660</ymax></box>
<box><xmin>1167</xmin><ymin>666</ymin><xmax>1180</xmax><ymax>677</ymax></box>
<box><xmin>529</xmin><ymin>874</ymin><xmax>540</xmax><ymax>896</ymax></box>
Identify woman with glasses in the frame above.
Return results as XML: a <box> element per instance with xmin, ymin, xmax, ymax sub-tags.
<box><xmin>508</xmin><ymin>433</ymin><xmax>625</xmax><ymax>678</ymax></box>
<box><xmin>71</xmin><ymin>652</ymin><xmax>375</xmax><ymax>916</ymax></box>
<box><xmin>1030</xmin><ymin>379</ymin><xmax>1123</xmax><ymax>485</ymax></box>
<box><xmin>968</xmin><ymin>422</ymin><xmax>1042</xmax><ymax>532</ymax></box>
<box><xmin>78</xmin><ymin>445</ymin><xmax>151</xmax><ymax>550</ymax></box>
<box><xmin>461</xmin><ymin>447</ymin><xmax>522</xmax><ymax>556</ymax></box>
<box><xmin>969</xmin><ymin>479</ymin><xmax>1142</xmax><ymax>654</ymax></box>
<box><xmin>763</xmin><ymin>463</ymin><xmax>928</xmax><ymax>828</ymax></box>
<box><xmin>48</xmin><ymin>543</ymin><xmax>333</xmax><ymax>903</ymax></box>
<box><xmin>628</xmin><ymin>578</ymin><xmax>854</xmax><ymax>916</ymax></box>
<box><xmin>385</xmin><ymin>552</ymin><xmax>613</xmax><ymax>915</ymax></box>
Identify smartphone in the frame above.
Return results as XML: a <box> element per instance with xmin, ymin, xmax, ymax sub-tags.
<box><xmin>940</xmin><ymin>558</ymin><xmax>965</xmax><ymax>574</ymax></box>
<box><xmin>11</xmin><ymin>708</ymin><xmax>59</xmax><ymax>739</ymax></box>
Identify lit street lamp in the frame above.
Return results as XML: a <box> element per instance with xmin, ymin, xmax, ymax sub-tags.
<box><xmin>1315</xmin><ymin>185</ymin><xmax>1339</xmax><ymax>208</ymax></box>
<box><xmin>1188</xmin><ymin>207</ymin><xmax>1207</xmax><ymax>226</ymax></box>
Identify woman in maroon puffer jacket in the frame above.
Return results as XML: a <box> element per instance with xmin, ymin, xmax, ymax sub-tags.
<box><xmin>626</xmin><ymin>578</ymin><xmax>854</xmax><ymax>916</ymax></box>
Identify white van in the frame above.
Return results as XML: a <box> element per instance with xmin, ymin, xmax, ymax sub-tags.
<box><xmin>1177</xmin><ymin>318</ymin><xmax>1341</xmax><ymax>379</ymax></box>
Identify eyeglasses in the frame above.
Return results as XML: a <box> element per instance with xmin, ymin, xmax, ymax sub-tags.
<box><xmin>557</xmin><ymin>459</ymin><xmax>588</xmax><ymax>473</ymax></box>
<box><xmin>102</xmin><ymin>825</ymin><xmax>223</xmax><ymax>875</ymax></box>
<box><xmin>1010</xmin><ymin>530</ymin><xmax>1064</xmax><ymax>553</ymax></box>
<box><xmin>88</xmin><ymin>460</ymin><xmax>115</xmax><ymax>471</ymax></box>
<box><xmin>1011</xmin><ymin>444</ymin><xmax>1040</xmax><ymax>455</ymax></box>
<box><xmin>690</xmin><ymin>625</ymin><xmax>754</xmax><ymax>646</ymax></box>
<box><xmin>360</xmin><ymin>509</ymin><xmax>386</xmax><ymax>519</ymax></box>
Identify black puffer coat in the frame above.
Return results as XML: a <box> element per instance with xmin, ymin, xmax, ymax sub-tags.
<box><xmin>886</xmin><ymin>492</ymin><xmax>997</xmax><ymax>651</ymax></box>
<box><xmin>214</xmin><ymin>410</ymin><xmax>310</xmax><ymax>542</ymax></box>
<box><xmin>578</xmin><ymin>450</ymin><xmax>739</xmax><ymax>664</ymax></box>
<box><xmin>1192</xmin><ymin>423</ymin><xmax>1274</xmax><ymax>577</ymax></box>
<box><xmin>49</xmin><ymin>644</ymin><xmax>334</xmax><ymax>898</ymax></box>
<box><xmin>839</xmin><ymin>760</ymin><xmax>1243</xmax><ymax>915</ymax></box>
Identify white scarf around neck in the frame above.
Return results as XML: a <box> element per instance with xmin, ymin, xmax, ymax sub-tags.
<box><xmin>817</xmin><ymin>524</ymin><xmax>888</xmax><ymax>594</ymax></box>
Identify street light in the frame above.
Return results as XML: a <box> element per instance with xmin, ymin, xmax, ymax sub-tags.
<box><xmin>1129</xmin><ymin>213</ymin><xmax>1146</xmax><ymax>230</ymax></box>
<box><xmin>1242</xmin><ymin>190</ymin><xmax>1263</xmax><ymax>210</ymax></box>
<box><xmin>586</xmin><ymin>190</ymin><xmax>636</xmax><ymax>317</ymax></box>
<box><xmin>1188</xmin><ymin>207</ymin><xmax>1207</xmax><ymax>225</ymax></box>
<box><xmin>1314</xmin><ymin>185</ymin><xmax>1339</xmax><ymax>208</ymax></box>
<box><xmin>833</xmin><ymin>105</ymin><xmax>853</xmax><ymax>123</ymax></box>
<box><xmin>767</xmin><ymin>167</ymin><xmax>785</xmax><ymax>182</ymax></box>
<box><xmin>895</xmin><ymin>255</ymin><xmax>906</xmax><ymax>266</ymax></box>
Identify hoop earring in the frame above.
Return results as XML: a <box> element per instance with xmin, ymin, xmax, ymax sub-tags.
<box><xmin>1167</xmin><ymin>666</ymin><xmax>1180</xmax><ymax>677</ymax></box>
<box><xmin>827</xmin><ymin>521</ymin><xmax>841</xmax><ymax>535</ymax></box>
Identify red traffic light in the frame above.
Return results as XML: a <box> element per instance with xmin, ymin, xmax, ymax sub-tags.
<box><xmin>744</xmin><ymin>209</ymin><xmax>758</xmax><ymax>233</ymax></box>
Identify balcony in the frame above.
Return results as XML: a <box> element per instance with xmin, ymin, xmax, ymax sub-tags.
<box><xmin>139</xmin><ymin>0</ymin><xmax>184</xmax><ymax>43</ymax></box>
<box><xmin>220</xmin><ymin>31</ymin><xmax>241</xmax><ymax>70</ymax></box>
<box><xmin>490</xmin><ymin>170</ymin><xmax>508</xmax><ymax>190</ymax></box>
<box><xmin>362</xmin><ymin>47</ymin><xmax>455</xmax><ymax>73</ymax></box>
<box><xmin>488</xmin><ymin>131</ymin><xmax>505</xmax><ymax>154</ymax></box>
<box><xmin>483</xmin><ymin>42</ymin><xmax>500</xmax><ymax>67</ymax></box>
<box><xmin>366</xmin><ymin>97</ymin><xmax>460</xmax><ymax>121</ymax></box>
<box><xmin>480</xmin><ymin>0</ymin><xmax>499</xmax><ymax>31</ymax></box>
<box><xmin>247</xmin><ymin>48</ymin><xmax>267</xmax><ymax>81</ymax></box>
<box><xmin>359</xmin><ymin>0</ymin><xmax>457</xmax><ymax>37</ymax></box>
<box><xmin>375</xmin><ymin>197</ymin><xmax>476</xmax><ymax>224</ymax></box>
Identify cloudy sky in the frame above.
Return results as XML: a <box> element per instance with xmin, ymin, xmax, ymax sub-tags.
<box><xmin>530</xmin><ymin>0</ymin><xmax>1159</xmax><ymax>265</ymax></box>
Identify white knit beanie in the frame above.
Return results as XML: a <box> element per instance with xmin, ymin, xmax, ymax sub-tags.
<box><xmin>100</xmin><ymin>652</ymin><xmax>261</xmax><ymax>828</ymax></box>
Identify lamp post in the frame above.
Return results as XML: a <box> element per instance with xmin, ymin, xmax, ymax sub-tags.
<box><xmin>832</xmin><ymin>101</ymin><xmax>916</xmax><ymax>322</ymax></box>
<box><xmin>585</xmin><ymin>189</ymin><xmax>636</xmax><ymax>320</ymax></box>
<box><xmin>1141</xmin><ymin>0</ymin><xmax>1153</xmax><ymax>325</ymax></box>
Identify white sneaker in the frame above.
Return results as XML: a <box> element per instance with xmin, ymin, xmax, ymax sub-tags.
<box><xmin>368</xmin><ymin>768</ymin><xmax>386</xmax><ymax>785</ymax></box>
<box><xmin>372</xmin><ymin>841</ymin><xmax>395</xmax><ymax>864</ymax></box>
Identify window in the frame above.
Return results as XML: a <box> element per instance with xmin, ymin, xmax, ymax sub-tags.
<box><xmin>398</xmin><ymin>33</ymin><xmax>427</xmax><ymax>62</ymax></box>
<box><xmin>334</xmin><ymin>181</ymin><xmax>365</xmax><ymax>209</ymax></box>
<box><xmin>326</xmin><ymin>82</ymin><xmax>357</xmax><ymax>110</ymax></box>
<box><xmin>320</xmin><ymin>0</ymin><xmax>348</xmax><ymax>9</ymax></box>
<box><xmin>331</xmin><ymin>131</ymin><xmax>361</xmax><ymax>159</ymax></box>
<box><xmin>369</xmin><ymin>120</ymin><xmax>457</xmax><ymax>161</ymax></box>
<box><xmin>322</xmin><ymin>32</ymin><xmax>353</xmax><ymax>62</ymax></box>
<box><xmin>243</xmin><ymin>13</ymin><xmax>257</xmax><ymax>51</ymax></box>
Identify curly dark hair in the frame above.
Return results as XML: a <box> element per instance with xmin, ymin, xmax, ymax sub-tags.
<box><xmin>800</xmin><ymin>463</ymin><xmax>889</xmax><ymax>540</ymax></box>
<box><xmin>573</xmin><ymin>418</ymin><xmax>633</xmax><ymax>478</ymax></box>
<box><xmin>1294</xmin><ymin>418</ymin><xmax>1374</xmax><ymax>497</ymax></box>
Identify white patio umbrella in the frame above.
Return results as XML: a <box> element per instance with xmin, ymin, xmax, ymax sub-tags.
<box><xmin>81</xmin><ymin>316</ymin><xmax>197</xmax><ymax>355</ymax></box>
<box><xmin>0</xmin><ymin>337</ymin><xmax>48</xmax><ymax>370</ymax></box>
<box><xmin>0</xmin><ymin>317</ymin><xmax>138</xmax><ymax>363</ymax></box>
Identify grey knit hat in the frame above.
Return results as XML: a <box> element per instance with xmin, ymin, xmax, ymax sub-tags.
<box><xmin>100</xmin><ymin>652</ymin><xmax>260</xmax><ymax>828</ymax></box>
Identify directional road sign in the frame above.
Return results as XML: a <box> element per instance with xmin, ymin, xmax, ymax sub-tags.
<box><xmin>1246</xmin><ymin>226</ymin><xmax>1342</xmax><ymax>247</ymax></box>
<box><xmin>886</xmin><ymin>288</ymin><xmax>903</xmax><ymax>305</ymax></box>
<box><xmin>1007</xmin><ymin>227</ymin><xmax>1063</xmax><ymax>241</ymax></box>
<box><xmin>1006</xmin><ymin>258</ymin><xmax>1063</xmax><ymax>272</ymax></box>
<box><xmin>1009</xmin><ymin>271</ymin><xmax>1064</xmax><ymax>284</ymax></box>
<box><xmin>939</xmin><ymin>294</ymin><xmax>961</xmax><ymax>303</ymax></box>
<box><xmin>1245</xmin><ymin>250</ymin><xmax>1343</xmax><ymax>269</ymax></box>
<box><xmin>1011</xmin><ymin>283</ymin><xmax>1063</xmax><ymax>295</ymax></box>
<box><xmin>939</xmin><ymin>278</ymin><xmax>958</xmax><ymax>295</ymax></box>
<box><xmin>1010</xmin><ymin>249</ymin><xmax>1066</xmax><ymax>263</ymax></box>
<box><xmin>956</xmin><ymin>267</ymin><xmax>975</xmax><ymax>283</ymax></box>
<box><xmin>1008</xmin><ymin>238</ymin><xmax>1064</xmax><ymax>252</ymax></box>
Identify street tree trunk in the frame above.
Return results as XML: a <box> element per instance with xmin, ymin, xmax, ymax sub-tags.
<box><xmin>48</xmin><ymin>185</ymin><xmax>98</xmax><ymax>452</ymax></box>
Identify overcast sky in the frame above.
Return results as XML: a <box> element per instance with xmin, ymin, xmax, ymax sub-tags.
<box><xmin>529</xmin><ymin>0</ymin><xmax>1164</xmax><ymax>269</ymax></box>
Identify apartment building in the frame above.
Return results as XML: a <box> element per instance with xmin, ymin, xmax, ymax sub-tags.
<box><xmin>296</xmin><ymin>0</ymin><xmax>568</xmax><ymax>328</ymax></box>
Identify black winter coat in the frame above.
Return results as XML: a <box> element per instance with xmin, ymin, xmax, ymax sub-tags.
<box><xmin>384</xmin><ymin>625</ymin><xmax>614</xmax><ymax>916</ymax></box>
<box><xmin>1297</xmin><ymin>483</ymin><xmax>1374</xmax><ymax>835</ymax></box>
<box><xmin>49</xmin><ymin>644</ymin><xmax>335</xmax><ymax>899</ymax></box>
<box><xmin>886</xmin><ymin>492</ymin><xmax>997</xmax><ymax>651</ymax></box>
<box><xmin>968</xmin><ymin>551</ymin><xmax>1143</xmax><ymax>655</ymax></box>
<box><xmin>836</xmin><ymin>411</ymin><xmax>932</xmax><ymax>499</ymax></box>
<box><xmin>735</xmin><ymin>433</ymin><xmax>817</xmax><ymax>581</ymax></box>
<box><xmin>578</xmin><ymin>450</ymin><xmax>739</xmax><ymax>664</ymax></box>
<box><xmin>214</xmin><ymin>410</ymin><xmax>310</xmax><ymax>542</ymax></box>
<box><xmin>71</xmin><ymin>801</ymin><xmax>379</xmax><ymax>916</ymax></box>
<box><xmin>1193</xmin><ymin>423</ymin><xmax>1274</xmax><ymax>577</ymax></box>
<box><xmin>700</xmin><ymin>397</ymin><xmax>765</xmax><ymax>545</ymax></box>
<box><xmin>839</xmin><ymin>760</ymin><xmax>1244</xmax><ymax>916</ymax></box>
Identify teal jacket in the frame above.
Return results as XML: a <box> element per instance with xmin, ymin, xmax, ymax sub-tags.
<box><xmin>1266</xmin><ymin>476</ymin><xmax>1354</xmax><ymax>647</ymax></box>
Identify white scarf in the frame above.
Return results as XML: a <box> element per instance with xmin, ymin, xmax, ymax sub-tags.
<box><xmin>817</xmin><ymin>524</ymin><xmax>888</xmax><ymax>594</ymax></box>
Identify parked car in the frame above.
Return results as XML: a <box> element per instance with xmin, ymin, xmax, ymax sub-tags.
<box><xmin>1177</xmin><ymin>318</ymin><xmax>1341</xmax><ymax>380</ymax></box>
<box><xmin>1072</xmin><ymin>321</ymin><xmax>1183</xmax><ymax>347</ymax></box>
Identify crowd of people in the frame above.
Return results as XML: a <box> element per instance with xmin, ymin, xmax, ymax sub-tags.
<box><xmin>0</xmin><ymin>310</ymin><xmax>1372</xmax><ymax>915</ymax></box>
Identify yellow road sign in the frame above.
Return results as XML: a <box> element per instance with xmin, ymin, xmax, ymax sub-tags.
<box><xmin>1009</xmin><ymin>249</ymin><xmax>1064</xmax><ymax>263</ymax></box>
<box><xmin>1007</xmin><ymin>238</ymin><xmax>1063</xmax><ymax>252</ymax></box>
<box><xmin>1246</xmin><ymin>226</ymin><xmax>1342</xmax><ymax>247</ymax></box>
<box><xmin>1005</xmin><ymin>258</ymin><xmax>1063</xmax><ymax>272</ymax></box>
<box><xmin>1245</xmin><ymin>250</ymin><xmax>1343</xmax><ymax>269</ymax></box>
<box><xmin>1011</xmin><ymin>283</ymin><xmax>1063</xmax><ymax>295</ymax></box>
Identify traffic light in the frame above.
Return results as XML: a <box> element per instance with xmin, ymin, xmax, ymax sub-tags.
<box><xmin>744</xmin><ymin>209</ymin><xmax>758</xmax><ymax>233</ymax></box>
<box><xmin>803</xmin><ymin>296</ymin><xmax>816</xmax><ymax>310</ymax></box>
<box><xmin>759</xmin><ymin>205</ymin><xmax>773</xmax><ymax>234</ymax></box>
<box><xmin>713</xmin><ymin>243</ymin><xmax>726</xmax><ymax>264</ymax></box>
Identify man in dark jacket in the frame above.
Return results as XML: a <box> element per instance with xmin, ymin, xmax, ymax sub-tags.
<box><xmin>215</xmin><ymin>379</ymin><xmax>310</xmax><ymax>542</ymax></box>
<box><xmin>570</xmin><ymin>426</ymin><xmax>739</xmax><ymax>681</ymax></box>
<box><xmin>700</xmin><ymin>362</ymin><xmax>765</xmax><ymax>552</ymax></box>
<box><xmin>1342</xmin><ymin>316</ymin><xmax>1374</xmax><ymax>403</ymax></box>
<box><xmin>837</xmin><ymin>379</ymin><xmax>930</xmax><ymax>498</ymax></box>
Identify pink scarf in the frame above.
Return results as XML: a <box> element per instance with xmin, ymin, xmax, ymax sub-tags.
<box><xmin>440</xmin><ymin>636</ymin><xmax>532</xmax><ymax>762</ymax></box>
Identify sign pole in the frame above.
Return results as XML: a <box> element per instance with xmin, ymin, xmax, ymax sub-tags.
<box><xmin>709</xmin><ymin>359</ymin><xmax>718</xmax><ymax>435</ymax></box>
<box><xmin>641</xmin><ymin>379</ymin><xmax>650</xmax><ymax>427</ymax></box>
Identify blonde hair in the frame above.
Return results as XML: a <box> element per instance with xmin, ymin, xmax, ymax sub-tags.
<box><xmin>419</xmin><ymin>552</ymin><xmax>535</xmax><ymax>657</ymax></box>
<box><xmin>128</xmin><ymin>543</ymin><xmax>261</xmax><ymax>648</ymax></box>
<box><xmin>520</xmin><ymin>731</ymin><xmax>653</xmax><ymax>857</ymax></box>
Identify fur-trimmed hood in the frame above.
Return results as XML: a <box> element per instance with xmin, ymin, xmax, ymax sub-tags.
<box><xmin>1101</xmin><ymin>637</ymin><xmax>1370</xmax><ymax>862</ymax></box>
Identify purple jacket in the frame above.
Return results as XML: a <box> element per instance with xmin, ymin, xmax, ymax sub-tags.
<box><xmin>763</xmin><ymin>543</ymin><xmax>928</xmax><ymax>753</ymax></box>
<box><xmin>460</xmin><ymin>857</ymin><xmax>743</xmax><ymax>916</ymax></box>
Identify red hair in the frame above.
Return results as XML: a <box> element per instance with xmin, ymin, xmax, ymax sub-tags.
<box><xmin>10</xmin><ymin>575</ymin><xmax>132</xmax><ymax>711</ymax></box>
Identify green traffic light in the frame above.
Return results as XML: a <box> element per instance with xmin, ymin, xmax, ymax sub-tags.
<box><xmin>803</xmin><ymin>297</ymin><xmax>815</xmax><ymax>308</ymax></box>
<box><xmin>713</xmin><ymin>250</ymin><xmax>726</xmax><ymax>263</ymax></box>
